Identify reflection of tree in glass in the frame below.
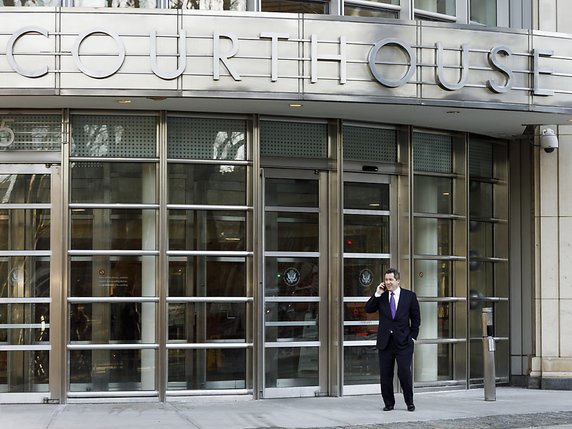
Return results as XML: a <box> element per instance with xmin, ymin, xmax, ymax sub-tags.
<box><xmin>169</xmin><ymin>0</ymin><xmax>246</xmax><ymax>10</ymax></box>
<box><xmin>0</xmin><ymin>0</ymin><xmax>60</xmax><ymax>5</ymax></box>
<box><xmin>214</xmin><ymin>131</ymin><xmax>245</xmax><ymax>161</ymax></box>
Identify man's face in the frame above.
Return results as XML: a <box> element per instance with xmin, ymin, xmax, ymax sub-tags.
<box><xmin>383</xmin><ymin>273</ymin><xmax>400</xmax><ymax>292</ymax></box>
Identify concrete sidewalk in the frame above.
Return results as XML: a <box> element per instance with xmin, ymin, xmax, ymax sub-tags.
<box><xmin>2</xmin><ymin>387</ymin><xmax>572</xmax><ymax>429</ymax></box>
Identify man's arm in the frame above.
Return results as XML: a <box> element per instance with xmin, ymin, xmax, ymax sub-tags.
<box><xmin>409</xmin><ymin>292</ymin><xmax>421</xmax><ymax>340</ymax></box>
<box><xmin>365</xmin><ymin>283</ymin><xmax>385</xmax><ymax>313</ymax></box>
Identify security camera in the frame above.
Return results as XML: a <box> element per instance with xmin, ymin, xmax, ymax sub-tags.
<box><xmin>540</xmin><ymin>128</ymin><xmax>558</xmax><ymax>153</ymax></box>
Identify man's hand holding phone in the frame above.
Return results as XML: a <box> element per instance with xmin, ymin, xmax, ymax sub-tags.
<box><xmin>375</xmin><ymin>282</ymin><xmax>386</xmax><ymax>297</ymax></box>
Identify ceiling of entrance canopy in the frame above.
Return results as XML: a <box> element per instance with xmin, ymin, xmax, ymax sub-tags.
<box><xmin>4</xmin><ymin>95</ymin><xmax>571</xmax><ymax>139</ymax></box>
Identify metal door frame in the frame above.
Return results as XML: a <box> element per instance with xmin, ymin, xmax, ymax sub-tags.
<box><xmin>0</xmin><ymin>163</ymin><xmax>63</xmax><ymax>403</ymax></box>
<box><xmin>260</xmin><ymin>167</ymin><xmax>329</xmax><ymax>398</ymax></box>
<box><xmin>341</xmin><ymin>171</ymin><xmax>398</xmax><ymax>396</ymax></box>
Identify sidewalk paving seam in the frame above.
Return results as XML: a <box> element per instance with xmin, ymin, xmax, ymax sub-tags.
<box><xmin>308</xmin><ymin>411</ymin><xmax>572</xmax><ymax>429</ymax></box>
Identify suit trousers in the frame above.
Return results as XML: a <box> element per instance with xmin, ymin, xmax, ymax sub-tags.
<box><xmin>378</xmin><ymin>335</ymin><xmax>414</xmax><ymax>407</ymax></box>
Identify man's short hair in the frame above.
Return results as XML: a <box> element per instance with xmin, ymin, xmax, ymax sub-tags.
<box><xmin>385</xmin><ymin>268</ymin><xmax>400</xmax><ymax>280</ymax></box>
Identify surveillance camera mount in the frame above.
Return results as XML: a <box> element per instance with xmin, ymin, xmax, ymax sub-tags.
<box><xmin>540</xmin><ymin>127</ymin><xmax>558</xmax><ymax>153</ymax></box>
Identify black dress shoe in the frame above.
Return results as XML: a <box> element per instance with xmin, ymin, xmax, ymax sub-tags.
<box><xmin>383</xmin><ymin>405</ymin><xmax>394</xmax><ymax>411</ymax></box>
<box><xmin>407</xmin><ymin>404</ymin><xmax>415</xmax><ymax>412</ymax></box>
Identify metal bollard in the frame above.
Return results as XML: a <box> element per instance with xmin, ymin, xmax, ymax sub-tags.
<box><xmin>481</xmin><ymin>307</ymin><xmax>496</xmax><ymax>401</ymax></box>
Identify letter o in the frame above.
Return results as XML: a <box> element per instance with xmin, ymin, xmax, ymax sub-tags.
<box><xmin>368</xmin><ymin>38</ymin><xmax>416</xmax><ymax>88</ymax></box>
<box><xmin>72</xmin><ymin>29</ymin><xmax>126</xmax><ymax>79</ymax></box>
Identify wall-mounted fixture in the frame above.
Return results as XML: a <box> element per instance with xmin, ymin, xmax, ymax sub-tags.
<box><xmin>540</xmin><ymin>127</ymin><xmax>558</xmax><ymax>153</ymax></box>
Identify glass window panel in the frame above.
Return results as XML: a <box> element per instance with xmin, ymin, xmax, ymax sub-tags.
<box><xmin>168</xmin><ymin>117</ymin><xmax>247</xmax><ymax>160</ymax></box>
<box><xmin>73</xmin><ymin>0</ymin><xmax>157</xmax><ymax>6</ymax></box>
<box><xmin>69</xmin><ymin>256</ymin><xmax>156</xmax><ymax>297</ymax></box>
<box><xmin>418</xmin><ymin>301</ymin><xmax>458</xmax><ymax>339</ymax></box>
<box><xmin>344</xmin><ymin>345</ymin><xmax>379</xmax><ymax>385</ymax></box>
<box><xmin>469</xmin><ymin>221</ymin><xmax>494</xmax><ymax>258</ymax></box>
<box><xmin>71</xmin><ymin>162</ymin><xmax>157</xmax><ymax>204</ymax></box>
<box><xmin>414</xmin><ymin>176</ymin><xmax>452</xmax><ymax>214</ymax></box>
<box><xmin>343</xmin><ymin>302</ymin><xmax>378</xmax><ymax>341</ymax></box>
<box><xmin>69</xmin><ymin>349</ymin><xmax>155</xmax><ymax>392</ymax></box>
<box><xmin>469</xmin><ymin>180</ymin><xmax>493</xmax><ymax>218</ymax></box>
<box><xmin>265</xmin><ymin>212</ymin><xmax>319</xmax><ymax>252</ymax></box>
<box><xmin>0</xmin><ymin>304</ymin><xmax>50</xmax><ymax>344</ymax></box>
<box><xmin>494</xmin><ymin>300</ymin><xmax>509</xmax><ymax>337</ymax></box>
<box><xmin>469</xmin><ymin>299</ymin><xmax>508</xmax><ymax>339</ymax></box>
<box><xmin>415</xmin><ymin>0</ymin><xmax>455</xmax><ymax>15</ymax></box>
<box><xmin>69</xmin><ymin>302</ymin><xmax>155</xmax><ymax>343</ymax></box>
<box><xmin>265</xmin><ymin>302</ymin><xmax>318</xmax><ymax>341</ymax></box>
<box><xmin>413</xmin><ymin>133</ymin><xmax>452</xmax><ymax>173</ymax></box>
<box><xmin>470</xmin><ymin>0</ymin><xmax>496</xmax><ymax>25</ymax></box>
<box><xmin>71</xmin><ymin>209</ymin><xmax>156</xmax><ymax>250</ymax></box>
<box><xmin>470</xmin><ymin>339</ymin><xmax>508</xmax><ymax>380</ymax></box>
<box><xmin>344</xmin><ymin>182</ymin><xmax>389</xmax><ymax>210</ymax></box>
<box><xmin>261</xmin><ymin>0</ymin><xmax>327</xmax><ymax>14</ymax></box>
<box><xmin>0</xmin><ymin>209</ymin><xmax>50</xmax><ymax>251</ymax></box>
<box><xmin>414</xmin><ymin>342</ymin><xmax>457</xmax><ymax>382</ymax></box>
<box><xmin>169</xmin><ymin>0</ymin><xmax>246</xmax><ymax>9</ymax></box>
<box><xmin>0</xmin><ymin>351</ymin><xmax>49</xmax><ymax>392</ymax></box>
<box><xmin>0</xmin><ymin>257</ymin><xmax>50</xmax><ymax>298</ymax></box>
<box><xmin>468</xmin><ymin>260</ymin><xmax>508</xmax><ymax>300</ymax></box>
<box><xmin>168</xmin><ymin>164</ymin><xmax>246</xmax><ymax>205</ymax></box>
<box><xmin>469</xmin><ymin>339</ymin><xmax>484</xmax><ymax>379</ymax></box>
<box><xmin>265</xmin><ymin>347</ymin><xmax>318</xmax><ymax>387</ymax></box>
<box><xmin>265</xmin><ymin>178</ymin><xmax>318</xmax><ymax>208</ymax></box>
<box><xmin>168</xmin><ymin>257</ymin><xmax>247</xmax><ymax>297</ymax></box>
<box><xmin>343</xmin><ymin>258</ymin><xmax>388</xmax><ymax>297</ymax></box>
<box><xmin>265</xmin><ymin>257</ymin><xmax>319</xmax><ymax>297</ymax></box>
<box><xmin>344</xmin><ymin>214</ymin><xmax>389</xmax><ymax>254</ymax></box>
<box><xmin>344</xmin><ymin>5</ymin><xmax>398</xmax><ymax>18</ymax></box>
<box><xmin>260</xmin><ymin>122</ymin><xmax>327</xmax><ymax>158</ymax></box>
<box><xmin>168</xmin><ymin>210</ymin><xmax>246</xmax><ymax>251</ymax></box>
<box><xmin>0</xmin><ymin>115</ymin><xmax>61</xmax><ymax>151</ymax></box>
<box><xmin>413</xmin><ymin>218</ymin><xmax>452</xmax><ymax>255</ymax></box>
<box><xmin>168</xmin><ymin>302</ymin><xmax>246</xmax><ymax>341</ymax></box>
<box><xmin>343</xmin><ymin>126</ymin><xmax>397</xmax><ymax>162</ymax></box>
<box><xmin>167</xmin><ymin>348</ymin><xmax>247</xmax><ymax>390</ymax></box>
<box><xmin>413</xmin><ymin>260</ymin><xmax>453</xmax><ymax>297</ymax></box>
<box><xmin>0</xmin><ymin>174</ymin><xmax>50</xmax><ymax>203</ymax></box>
<box><xmin>71</xmin><ymin>115</ymin><xmax>157</xmax><ymax>157</ymax></box>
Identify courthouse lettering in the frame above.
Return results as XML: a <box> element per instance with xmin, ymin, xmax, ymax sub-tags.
<box><xmin>5</xmin><ymin>26</ymin><xmax>554</xmax><ymax>96</ymax></box>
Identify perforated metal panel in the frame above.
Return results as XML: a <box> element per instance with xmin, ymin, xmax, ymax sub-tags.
<box><xmin>260</xmin><ymin>121</ymin><xmax>327</xmax><ymax>158</ymax></box>
<box><xmin>413</xmin><ymin>133</ymin><xmax>452</xmax><ymax>173</ymax></box>
<box><xmin>168</xmin><ymin>117</ymin><xmax>247</xmax><ymax>160</ymax></box>
<box><xmin>469</xmin><ymin>140</ymin><xmax>493</xmax><ymax>178</ymax></box>
<box><xmin>0</xmin><ymin>115</ymin><xmax>61</xmax><ymax>151</ymax></box>
<box><xmin>71</xmin><ymin>115</ymin><xmax>157</xmax><ymax>158</ymax></box>
<box><xmin>343</xmin><ymin>125</ymin><xmax>397</xmax><ymax>162</ymax></box>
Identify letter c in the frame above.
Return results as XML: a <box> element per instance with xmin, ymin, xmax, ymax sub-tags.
<box><xmin>7</xmin><ymin>26</ymin><xmax>50</xmax><ymax>78</ymax></box>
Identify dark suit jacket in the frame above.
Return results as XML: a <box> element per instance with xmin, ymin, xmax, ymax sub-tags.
<box><xmin>365</xmin><ymin>288</ymin><xmax>421</xmax><ymax>350</ymax></box>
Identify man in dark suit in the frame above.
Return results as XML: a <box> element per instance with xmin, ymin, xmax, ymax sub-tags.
<box><xmin>365</xmin><ymin>268</ymin><xmax>421</xmax><ymax>412</ymax></box>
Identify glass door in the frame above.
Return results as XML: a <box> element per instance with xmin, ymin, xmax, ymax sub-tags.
<box><xmin>342</xmin><ymin>173</ymin><xmax>395</xmax><ymax>395</ymax></box>
<box><xmin>0</xmin><ymin>164</ymin><xmax>62</xmax><ymax>403</ymax></box>
<box><xmin>262</xmin><ymin>168</ymin><xmax>327</xmax><ymax>398</ymax></box>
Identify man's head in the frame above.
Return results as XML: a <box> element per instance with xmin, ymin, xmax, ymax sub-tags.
<box><xmin>383</xmin><ymin>268</ymin><xmax>400</xmax><ymax>292</ymax></box>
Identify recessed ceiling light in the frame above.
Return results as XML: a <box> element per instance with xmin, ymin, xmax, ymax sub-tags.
<box><xmin>117</xmin><ymin>99</ymin><xmax>132</xmax><ymax>104</ymax></box>
<box><xmin>289</xmin><ymin>103</ymin><xmax>303</xmax><ymax>108</ymax></box>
